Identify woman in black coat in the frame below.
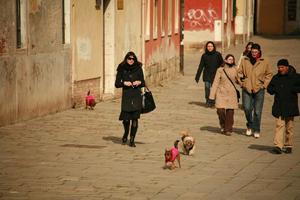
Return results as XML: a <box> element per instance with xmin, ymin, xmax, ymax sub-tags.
<box><xmin>115</xmin><ymin>51</ymin><xmax>145</xmax><ymax>147</ymax></box>
<box><xmin>195</xmin><ymin>41</ymin><xmax>223</xmax><ymax>107</ymax></box>
<box><xmin>267</xmin><ymin>59</ymin><xmax>300</xmax><ymax>154</ymax></box>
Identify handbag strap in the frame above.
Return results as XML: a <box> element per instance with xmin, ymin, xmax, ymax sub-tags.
<box><xmin>223</xmin><ymin>69</ymin><xmax>238</xmax><ymax>91</ymax></box>
<box><xmin>143</xmin><ymin>83</ymin><xmax>151</xmax><ymax>92</ymax></box>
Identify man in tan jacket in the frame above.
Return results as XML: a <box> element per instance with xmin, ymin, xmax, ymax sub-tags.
<box><xmin>238</xmin><ymin>43</ymin><xmax>273</xmax><ymax>138</ymax></box>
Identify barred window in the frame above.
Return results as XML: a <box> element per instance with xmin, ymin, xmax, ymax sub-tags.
<box><xmin>287</xmin><ymin>0</ymin><xmax>297</xmax><ymax>21</ymax></box>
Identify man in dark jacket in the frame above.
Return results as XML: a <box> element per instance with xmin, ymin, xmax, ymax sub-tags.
<box><xmin>195</xmin><ymin>41</ymin><xmax>223</xmax><ymax>107</ymax></box>
<box><xmin>267</xmin><ymin>59</ymin><xmax>300</xmax><ymax>154</ymax></box>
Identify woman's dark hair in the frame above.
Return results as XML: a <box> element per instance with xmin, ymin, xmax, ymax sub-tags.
<box><xmin>117</xmin><ymin>51</ymin><xmax>142</xmax><ymax>71</ymax></box>
<box><xmin>123</xmin><ymin>51</ymin><xmax>138</xmax><ymax>64</ymax></box>
<box><xmin>225</xmin><ymin>54</ymin><xmax>235</xmax><ymax>64</ymax></box>
<box><xmin>222</xmin><ymin>54</ymin><xmax>235</xmax><ymax>67</ymax></box>
<box><xmin>243</xmin><ymin>42</ymin><xmax>254</xmax><ymax>56</ymax></box>
<box><xmin>205</xmin><ymin>41</ymin><xmax>216</xmax><ymax>53</ymax></box>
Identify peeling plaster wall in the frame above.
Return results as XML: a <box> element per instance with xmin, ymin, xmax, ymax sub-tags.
<box><xmin>145</xmin><ymin>36</ymin><xmax>180</xmax><ymax>85</ymax></box>
<box><xmin>71</xmin><ymin>0</ymin><xmax>103</xmax><ymax>106</ymax></box>
<box><xmin>0</xmin><ymin>0</ymin><xmax>72</xmax><ymax>126</ymax></box>
<box><xmin>115</xmin><ymin>0</ymin><xmax>142</xmax><ymax>65</ymax></box>
<box><xmin>144</xmin><ymin>0</ymin><xmax>181</xmax><ymax>86</ymax></box>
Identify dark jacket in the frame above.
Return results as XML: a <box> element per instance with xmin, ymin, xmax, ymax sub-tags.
<box><xmin>195</xmin><ymin>51</ymin><xmax>223</xmax><ymax>83</ymax></box>
<box><xmin>267</xmin><ymin>69</ymin><xmax>300</xmax><ymax>118</ymax></box>
<box><xmin>115</xmin><ymin>62</ymin><xmax>145</xmax><ymax>112</ymax></box>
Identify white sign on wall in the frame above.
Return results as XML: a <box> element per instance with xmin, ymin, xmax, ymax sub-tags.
<box><xmin>214</xmin><ymin>20</ymin><xmax>221</xmax><ymax>41</ymax></box>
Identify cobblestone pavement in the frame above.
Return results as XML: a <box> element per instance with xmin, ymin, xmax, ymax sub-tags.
<box><xmin>1</xmin><ymin>36</ymin><xmax>300</xmax><ymax>200</ymax></box>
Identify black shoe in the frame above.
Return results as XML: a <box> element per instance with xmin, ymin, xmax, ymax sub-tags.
<box><xmin>272</xmin><ymin>147</ymin><xmax>282</xmax><ymax>154</ymax></box>
<box><xmin>122</xmin><ymin>137</ymin><xmax>127</xmax><ymax>145</ymax></box>
<box><xmin>129</xmin><ymin>141</ymin><xmax>136</xmax><ymax>147</ymax></box>
<box><xmin>284</xmin><ymin>147</ymin><xmax>292</xmax><ymax>154</ymax></box>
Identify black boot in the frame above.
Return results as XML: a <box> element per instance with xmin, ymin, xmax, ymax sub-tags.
<box><xmin>129</xmin><ymin>137</ymin><xmax>136</xmax><ymax>147</ymax></box>
<box><xmin>122</xmin><ymin>120</ymin><xmax>130</xmax><ymax>145</ymax></box>
<box><xmin>129</xmin><ymin>120</ymin><xmax>138</xmax><ymax>147</ymax></box>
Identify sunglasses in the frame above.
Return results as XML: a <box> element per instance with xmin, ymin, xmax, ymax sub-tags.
<box><xmin>127</xmin><ymin>57</ymin><xmax>134</xmax><ymax>60</ymax></box>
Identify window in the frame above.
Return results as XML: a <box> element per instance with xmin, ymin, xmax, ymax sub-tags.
<box><xmin>63</xmin><ymin>0</ymin><xmax>71</xmax><ymax>44</ymax></box>
<box><xmin>168</xmin><ymin>0</ymin><xmax>172</xmax><ymax>35</ymax></box>
<box><xmin>161</xmin><ymin>0</ymin><xmax>166</xmax><ymax>36</ymax></box>
<box><xmin>145</xmin><ymin>0</ymin><xmax>150</xmax><ymax>40</ymax></box>
<box><xmin>153</xmin><ymin>0</ymin><xmax>158</xmax><ymax>39</ymax></box>
<box><xmin>16</xmin><ymin>0</ymin><xmax>27</xmax><ymax>48</ymax></box>
<box><xmin>287</xmin><ymin>0</ymin><xmax>297</xmax><ymax>21</ymax></box>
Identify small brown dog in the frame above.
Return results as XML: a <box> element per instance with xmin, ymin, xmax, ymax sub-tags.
<box><xmin>180</xmin><ymin>130</ymin><xmax>196</xmax><ymax>156</ymax></box>
<box><xmin>164</xmin><ymin>140</ymin><xmax>181</xmax><ymax>170</ymax></box>
<box><xmin>85</xmin><ymin>90</ymin><xmax>96</xmax><ymax>110</ymax></box>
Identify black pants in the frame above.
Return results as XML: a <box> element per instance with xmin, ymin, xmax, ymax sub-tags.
<box><xmin>122</xmin><ymin>119</ymin><xmax>138</xmax><ymax>141</ymax></box>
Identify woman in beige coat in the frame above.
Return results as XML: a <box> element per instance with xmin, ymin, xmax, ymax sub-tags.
<box><xmin>209</xmin><ymin>54</ymin><xmax>239</xmax><ymax>136</ymax></box>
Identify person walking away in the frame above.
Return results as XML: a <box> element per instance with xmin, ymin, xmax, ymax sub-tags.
<box><xmin>209</xmin><ymin>54</ymin><xmax>239</xmax><ymax>136</ymax></box>
<box><xmin>237</xmin><ymin>43</ymin><xmax>273</xmax><ymax>138</ymax></box>
<box><xmin>267</xmin><ymin>59</ymin><xmax>300</xmax><ymax>154</ymax></box>
<box><xmin>237</xmin><ymin>42</ymin><xmax>254</xmax><ymax>66</ymax></box>
<box><xmin>115</xmin><ymin>51</ymin><xmax>145</xmax><ymax>147</ymax></box>
<box><xmin>195</xmin><ymin>41</ymin><xmax>223</xmax><ymax>107</ymax></box>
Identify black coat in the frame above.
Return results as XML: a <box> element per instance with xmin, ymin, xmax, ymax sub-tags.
<box><xmin>195</xmin><ymin>51</ymin><xmax>223</xmax><ymax>83</ymax></box>
<box><xmin>115</xmin><ymin>63</ymin><xmax>145</xmax><ymax>112</ymax></box>
<box><xmin>267</xmin><ymin>70</ymin><xmax>300</xmax><ymax>118</ymax></box>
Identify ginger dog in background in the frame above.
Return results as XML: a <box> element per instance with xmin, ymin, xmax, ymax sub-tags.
<box><xmin>164</xmin><ymin>140</ymin><xmax>181</xmax><ymax>170</ymax></box>
<box><xmin>180</xmin><ymin>130</ymin><xmax>196</xmax><ymax>156</ymax></box>
<box><xmin>85</xmin><ymin>90</ymin><xmax>96</xmax><ymax>110</ymax></box>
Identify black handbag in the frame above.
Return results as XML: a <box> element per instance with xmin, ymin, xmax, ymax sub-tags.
<box><xmin>141</xmin><ymin>86</ymin><xmax>156</xmax><ymax>114</ymax></box>
<box><xmin>223</xmin><ymin>69</ymin><xmax>240</xmax><ymax>102</ymax></box>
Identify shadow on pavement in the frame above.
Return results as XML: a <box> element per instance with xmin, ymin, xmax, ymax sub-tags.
<box><xmin>60</xmin><ymin>144</ymin><xmax>106</xmax><ymax>149</ymax></box>
<box><xmin>200</xmin><ymin>126</ymin><xmax>246</xmax><ymax>135</ymax></box>
<box><xmin>189</xmin><ymin>101</ymin><xmax>207</xmax><ymax>107</ymax></box>
<box><xmin>102</xmin><ymin>136</ymin><xmax>145</xmax><ymax>145</ymax></box>
<box><xmin>189</xmin><ymin>101</ymin><xmax>244</xmax><ymax>110</ymax></box>
<box><xmin>248</xmin><ymin>144</ymin><xmax>274</xmax><ymax>153</ymax></box>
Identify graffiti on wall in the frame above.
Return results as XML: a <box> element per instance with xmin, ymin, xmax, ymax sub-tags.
<box><xmin>184</xmin><ymin>1</ymin><xmax>222</xmax><ymax>31</ymax></box>
<box><xmin>185</xmin><ymin>8</ymin><xmax>219</xmax><ymax>31</ymax></box>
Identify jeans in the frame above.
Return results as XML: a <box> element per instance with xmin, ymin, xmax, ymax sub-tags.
<box><xmin>242</xmin><ymin>89</ymin><xmax>265</xmax><ymax>133</ymax></box>
<box><xmin>204</xmin><ymin>81</ymin><xmax>214</xmax><ymax>104</ymax></box>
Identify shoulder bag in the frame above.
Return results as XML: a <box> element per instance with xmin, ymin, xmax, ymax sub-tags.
<box><xmin>223</xmin><ymin>69</ymin><xmax>241</xmax><ymax>102</ymax></box>
<box><xmin>141</xmin><ymin>86</ymin><xmax>156</xmax><ymax>114</ymax></box>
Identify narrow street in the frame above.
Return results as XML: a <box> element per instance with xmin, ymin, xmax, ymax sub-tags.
<box><xmin>1</xmin><ymin>36</ymin><xmax>300</xmax><ymax>200</ymax></box>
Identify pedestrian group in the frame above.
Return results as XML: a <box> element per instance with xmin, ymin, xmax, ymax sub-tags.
<box><xmin>114</xmin><ymin>41</ymin><xmax>300</xmax><ymax>156</ymax></box>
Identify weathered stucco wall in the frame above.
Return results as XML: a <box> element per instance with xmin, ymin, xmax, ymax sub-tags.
<box><xmin>115</xmin><ymin>0</ymin><xmax>142</xmax><ymax>65</ymax></box>
<box><xmin>71</xmin><ymin>0</ymin><xmax>104</xmax><ymax>106</ymax></box>
<box><xmin>0</xmin><ymin>0</ymin><xmax>72</xmax><ymax>126</ymax></box>
<box><xmin>144</xmin><ymin>0</ymin><xmax>181</xmax><ymax>86</ymax></box>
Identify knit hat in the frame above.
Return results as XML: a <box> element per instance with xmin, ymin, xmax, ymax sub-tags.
<box><xmin>277</xmin><ymin>59</ymin><xmax>289</xmax><ymax>66</ymax></box>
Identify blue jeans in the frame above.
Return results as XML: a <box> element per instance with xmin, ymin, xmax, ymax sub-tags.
<box><xmin>242</xmin><ymin>89</ymin><xmax>265</xmax><ymax>133</ymax></box>
<box><xmin>204</xmin><ymin>81</ymin><xmax>214</xmax><ymax>104</ymax></box>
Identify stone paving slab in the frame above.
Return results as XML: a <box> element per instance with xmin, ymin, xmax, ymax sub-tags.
<box><xmin>1</xmin><ymin>36</ymin><xmax>300</xmax><ymax>200</ymax></box>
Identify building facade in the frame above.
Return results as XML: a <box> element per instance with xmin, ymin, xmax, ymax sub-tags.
<box><xmin>183</xmin><ymin>0</ymin><xmax>255</xmax><ymax>51</ymax></box>
<box><xmin>255</xmin><ymin>0</ymin><xmax>300</xmax><ymax>35</ymax></box>
<box><xmin>0</xmin><ymin>0</ymin><xmax>182</xmax><ymax>126</ymax></box>
<box><xmin>0</xmin><ymin>0</ymin><xmax>72</xmax><ymax>126</ymax></box>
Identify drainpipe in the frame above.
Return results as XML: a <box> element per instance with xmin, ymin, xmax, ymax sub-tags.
<box><xmin>221</xmin><ymin>0</ymin><xmax>225</xmax><ymax>53</ymax></box>
<box><xmin>141</xmin><ymin>0</ymin><xmax>146</xmax><ymax>68</ymax></box>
